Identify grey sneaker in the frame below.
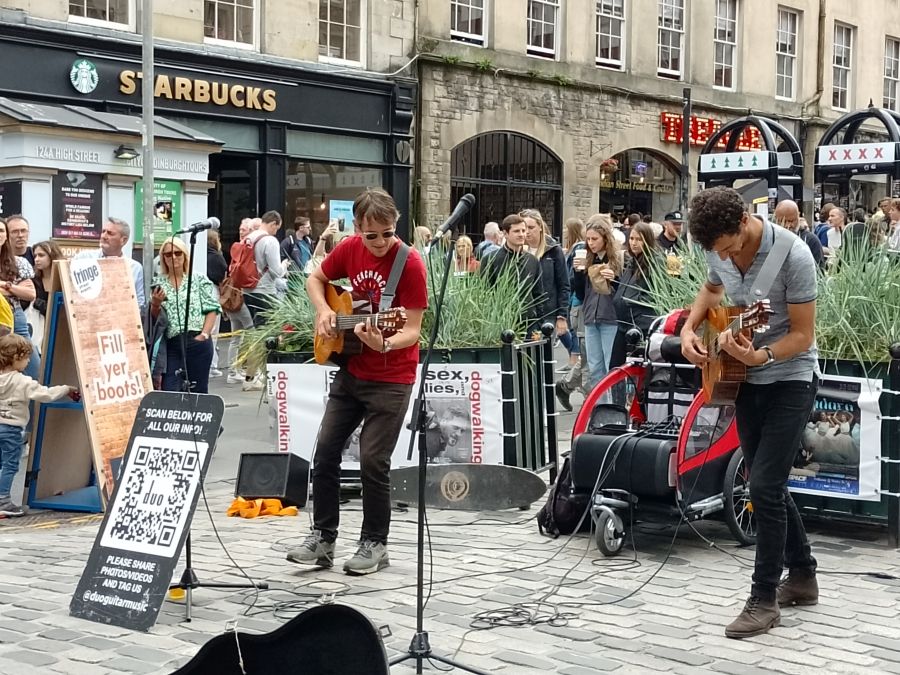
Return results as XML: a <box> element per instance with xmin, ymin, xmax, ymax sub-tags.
<box><xmin>343</xmin><ymin>539</ymin><xmax>389</xmax><ymax>576</ymax></box>
<box><xmin>0</xmin><ymin>500</ymin><xmax>25</xmax><ymax>517</ymax></box>
<box><xmin>286</xmin><ymin>530</ymin><xmax>335</xmax><ymax>568</ymax></box>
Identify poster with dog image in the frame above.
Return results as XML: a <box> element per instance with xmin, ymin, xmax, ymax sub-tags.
<box><xmin>788</xmin><ymin>374</ymin><xmax>882</xmax><ymax>501</ymax></box>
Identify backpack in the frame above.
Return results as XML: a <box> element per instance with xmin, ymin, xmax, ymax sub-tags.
<box><xmin>228</xmin><ymin>235</ymin><xmax>267</xmax><ymax>290</ymax></box>
<box><xmin>537</xmin><ymin>455</ymin><xmax>590</xmax><ymax>538</ymax></box>
<box><xmin>218</xmin><ymin>275</ymin><xmax>243</xmax><ymax>313</ymax></box>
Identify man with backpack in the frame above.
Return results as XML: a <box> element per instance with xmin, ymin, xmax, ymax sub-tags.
<box><xmin>230</xmin><ymin>209</ymin><xmax>287</xmax><ymax>391</ymax></box>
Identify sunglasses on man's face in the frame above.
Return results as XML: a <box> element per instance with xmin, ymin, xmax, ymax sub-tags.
<box><xmin>362</xmin><ymin>230</ymin><xmax>395</xmax><ymax>241</ymax></box>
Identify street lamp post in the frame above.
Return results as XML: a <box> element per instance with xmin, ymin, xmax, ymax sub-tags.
<box><xmin>141</xmin><ymin>0</ymin><xmax>155</xmax><ymax>300</ymax></box>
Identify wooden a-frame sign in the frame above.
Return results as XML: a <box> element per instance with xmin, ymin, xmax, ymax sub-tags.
<box><xmin>26</xmin><ymin>257</ymin><xmax>151</xmax><ymax>512</ymax></box>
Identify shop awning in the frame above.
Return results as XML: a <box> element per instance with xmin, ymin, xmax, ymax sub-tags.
<box><xmin>0</xmin><ymin>97</ymin><xmax>222</xmax><ymax>145</ymax></box>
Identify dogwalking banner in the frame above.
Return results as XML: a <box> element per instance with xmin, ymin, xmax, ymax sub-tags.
<box><xmin>267</xmin><ymin>363</ymin><xmax>504</xmax><ymax>475</ymax></box>
<box><xmin>788</xmin><ymin>374</ymin><xmax>882</xmax><ymax>501</ymax></box>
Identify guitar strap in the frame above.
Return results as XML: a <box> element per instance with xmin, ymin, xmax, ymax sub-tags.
<box><xmin>748</xmin><ymin>224</ymin><xmax>794</xmax><ymax>302</ymax></box>
<box><xmin>379</xmin><ymin>242</ymin><xmax>410</xmax><ymax>312</ymax></box>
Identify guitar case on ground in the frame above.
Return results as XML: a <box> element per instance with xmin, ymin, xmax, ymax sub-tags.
<box><xmin>172</xmin><ymin>604</ymin><xmax>389</xmax><ymax>675</ymax></box>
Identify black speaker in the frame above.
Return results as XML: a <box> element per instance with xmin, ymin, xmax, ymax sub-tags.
<box><xmin>235</xmin><ymin>453</ymin><xmax>309</xmax><ymax>507</ymax></box>
<box><xmin>570</xmin><ymin>432</ymin><xmax>677</xmax><ymax>498</ymax></box>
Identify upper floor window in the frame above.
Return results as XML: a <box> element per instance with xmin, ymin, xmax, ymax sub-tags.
<box><xmin>832</xmin><ymin>23</ymin><xmax>853</xmax><ymax>110</ymax></box>
<box><xmin>776</xmin><ymin>7</ymin><xmax>799</xmax><ymax>100</ymax></box>
<box><xmin>596</xmin><ymin>0</ymin><xmax>626</xmax><ymax>69</ymax></box>
<box><xmin>657</xmin><ymin>0</ymin><xmax>684</xmax><ymax>79</ymax></box>
<box><xmin>204</xmin><ymin>0</ymin><xmax>255</xmax><ymax>47</ymax></box>
<box><xmin>885</xmin><ymin>38</ymin><xmax>900</xmax><ymax>112</ymax></box>
<box><xmin>319</xmin><ymin>0</ymin><xmax>364</xmax><ymax>65</ymax></box>
<box><xmin>713</xmin><ymin>0</ymin><xmax>737</xmax><ymax>89</ymax></box>
<box><xmin>527</xmin><ymin>0</ymin><xmax>559</xmax><ymax>59</ymax></box>
<box><xmin>451</xmin><ymin>0</ymin><xmax>486</xmax><ymax>46</ymax></box>
<box><xmin>69</xmin><ymin>0</ymin><xmax>131</xmax><ymax>28</ymax></box>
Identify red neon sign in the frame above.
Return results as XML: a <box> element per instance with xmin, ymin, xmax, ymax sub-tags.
<box><xmin>660</xmin><ymin>112</ymin><xmax>762</xmax><ymax>151</ymax></box>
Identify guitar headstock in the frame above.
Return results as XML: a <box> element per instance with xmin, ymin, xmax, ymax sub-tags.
<box><xmin>377</xmin><ymin>307</ymin><xmax>408</xmax><ymax>331</ymax></box>
<box><xmin>740</xmin><ymin>300</ymin><xmax>772</xmax><ymax>333</ymax></box>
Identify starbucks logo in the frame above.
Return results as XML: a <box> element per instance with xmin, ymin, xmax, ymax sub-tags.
<box><xmin>70</xmin><ymin>59</ymin><xmax>99</xmax><ymax>94</ymax></box>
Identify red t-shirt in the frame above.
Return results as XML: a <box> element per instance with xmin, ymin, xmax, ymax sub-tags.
<box><xmin>320</xmin><ymin>236</ymin><xmax>428</xmax><ymax>384</ymax></box>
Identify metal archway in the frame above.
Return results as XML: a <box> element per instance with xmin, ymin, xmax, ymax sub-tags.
<box><xmin>697</xmin><ymin>115</ymin><xmax>804</xmax><ymax>211</ymax></box>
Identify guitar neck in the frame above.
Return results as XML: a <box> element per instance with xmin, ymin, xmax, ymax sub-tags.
<box><xmin>334</xmin><ymin>312</ymin><xmax>388</xmax><ymax>330</ymax></box>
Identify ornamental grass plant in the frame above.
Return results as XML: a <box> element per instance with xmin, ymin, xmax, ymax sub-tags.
<box><xmin>642</xmin><ymin>238</ymin><xmax>898</xmax><ymax>365</ymax></box>
<box><xmin>237</xmin><ymin>248</ymin><xmax>536</xmax><ymax>366</ymax></box>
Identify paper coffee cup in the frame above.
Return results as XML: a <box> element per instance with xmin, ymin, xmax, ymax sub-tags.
<box><xmin>574</xmin><ymin>249</ymin><xmax>587</xmax><ymax>260</ymax></box>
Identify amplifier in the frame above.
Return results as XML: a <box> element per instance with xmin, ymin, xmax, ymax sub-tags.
<box><xmin>235</xmin><ymin>453</ymin><xmax>309</xmax><ymax>507</ymax></box>
<box><xmin>570</xmin><ymin>431</ymin><xmax>677</xmax><ymax>498</ymax></box>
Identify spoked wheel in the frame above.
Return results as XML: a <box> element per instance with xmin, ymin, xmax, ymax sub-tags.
<box><xmin>723</xmin><ymin>448</ymin><xmax>757</xmax><ymax>546</ymax></box>
<box><xmin>594</xmin><ymin>510</ymin><xmax>625</xmax><ymax>557</ymax></box>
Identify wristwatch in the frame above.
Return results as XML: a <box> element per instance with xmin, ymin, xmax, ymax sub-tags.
<box><xmin>199</xmin><ymin>331</ymin><xmax>210</xmax><ymax>340</ymax></box>
<box><xmin>762</xmin><ymin>346</ymin><xmax>776</xmax><ymax>365</ymax></box>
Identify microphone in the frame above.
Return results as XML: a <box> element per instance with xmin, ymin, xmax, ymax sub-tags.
<box><xmin>176</xmin><ymin>217</ymin><xmax>220</xmax><ymax>235</ymax></box>
<box><xmin>435</xmin><ymin>194</ymin><xmax>475</xmax><ymax>237</ymax></box>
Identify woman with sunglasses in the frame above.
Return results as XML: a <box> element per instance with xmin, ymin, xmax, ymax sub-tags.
<box><xmin>150</xmin><ymin>237</ymin><xmax>220</xmax><ymax>393</ymax></box>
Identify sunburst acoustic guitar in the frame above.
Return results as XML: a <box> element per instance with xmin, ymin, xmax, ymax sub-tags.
<box><xmin>313</xmin><ymin>283</ymin><xmax>407</xmax><ymax>365</ymax></box>
<box><xmin>701</xmin><ymin>300</ymin><xmax>771</xmax><ymax>405</ymax></box>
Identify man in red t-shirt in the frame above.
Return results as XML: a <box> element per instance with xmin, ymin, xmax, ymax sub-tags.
<box><xmin>287</xmin><ymin>188</ymin><xmax>427</xmax><ymax>575</ymax></box>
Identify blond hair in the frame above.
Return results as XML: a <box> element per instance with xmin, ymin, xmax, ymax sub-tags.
<box><xmin>584</xmin><ymin>213</ymin><xmax>622</xmax><ymax>275</ymax></box>
<box><xmin>520</xmin><ymin>208</ymin><xmax>549</xmax><ymax>259</ymax></box>
<box><xmin>160</xmin><ymin>237</ymin><xmax>190</xmax><ymax>276</ymax></box>
<box><xmin>0</xmin><ymin>333</ymin><xmax>32</xmax><ymax>369</ymax></box>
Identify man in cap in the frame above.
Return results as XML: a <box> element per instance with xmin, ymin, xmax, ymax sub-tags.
<box><xmin>658</xmin><ymin>211</ymin><xmax>686</xmax><ymax>253</ymax></box>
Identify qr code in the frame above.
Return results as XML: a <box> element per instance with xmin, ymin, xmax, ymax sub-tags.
<box><xmin>99</xmin><ymin>436</ymin><xmax>209</xmax><ymax>558</ymax></box>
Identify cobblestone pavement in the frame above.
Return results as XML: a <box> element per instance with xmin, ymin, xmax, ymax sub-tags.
<box><xmin>0</xmin><ymin>381</ymin><xmax>898</xmax><ymax>674</ymax></box>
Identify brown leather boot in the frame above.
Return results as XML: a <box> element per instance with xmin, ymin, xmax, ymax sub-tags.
<box><xmin>725</xmin><ymin>596</ymin><xmax>780</xmax><ymax>639</ymax></box>
<box><xmin>777</xmin><ymin>572</ymin><xmax>819</xmax><ymax>607</ymax></box>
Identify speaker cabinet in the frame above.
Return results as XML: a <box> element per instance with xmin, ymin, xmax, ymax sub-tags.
<box><xmin>235</xmin><ymin>453</ymin><xmax>309</xmax><ymax>507</ymax></box>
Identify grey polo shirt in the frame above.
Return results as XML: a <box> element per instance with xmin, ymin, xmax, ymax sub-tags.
<box><xmin>705</xmin><ymin>218</ymin><xmax>819</xmax><ymax>384</ymax></box>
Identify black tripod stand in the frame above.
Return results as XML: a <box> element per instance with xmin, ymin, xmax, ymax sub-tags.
<box><xmin>390</xmin><ymin>196</ymin><xmax>490</xmax><ymax>675</ymax></box>
<box><xmin>165</xmin><ymin>227</ymin><xmax>268</xmax><ymax>621</ymax></box>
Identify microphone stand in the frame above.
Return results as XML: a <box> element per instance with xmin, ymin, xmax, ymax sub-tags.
<box><xmin>389</xmin><ymin>223</ymin><xmax>489</xmax><ymax>674</ymax></box>
<box><xmin>168</xmin><ymin>228</ymin><xmax>267</xmax><ymax>621</ymax></box>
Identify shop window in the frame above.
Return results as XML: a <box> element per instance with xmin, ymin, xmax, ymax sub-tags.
<box><xmin>657</xmin><ymin>0</ymin><xmax>684</xmax><ymax>79</ymax></box>
<box><xmin>598</xmin><ymin>149</ymin><xmax>681</xmax><ymax>222</ymax></box>
<box><xmin>884</xmin><ymin>37</ymin><xmax>900</xmax><ymax>112</ymax></box>
<box><xmin>776</xmin><ymin>7</ymin><xmax>799</xmax><ymax>101</ymax></box>
<box><xmin>204</xmin><ymin>0</ymin><xmax>256</xmax><ymax>48</ymax></box>
<box><xmin>69</xmin><ymin>0</ymin><xmax>131</xmax><ymax>28</ymax></box>
<box><xmin>285</xmin><ymin>162</ymin><xmax>383</xmax><ymax>239</ymax></box>
<box><xmin>527</xmin><ymin>0</ymin><xmax>559</xmax><ymax>59</ymax></box>
<box><xmin>319</xmin><ymin>0</ymin><xmax>365</xmax><ymax>66</ymax></box>
<box><xmin>596</xmin><ymin>0</ymin><xmax>626</xmax><ymax>70</ymax></box>
<box><xmin>450</xmin><ymin>132</ymin><xmax>563</xmax><ymax>238</ymax></box>
<box><xmin>451</xmin><ymin>0</ymin><xmax>486</xmax><ymax>46</ymax></box>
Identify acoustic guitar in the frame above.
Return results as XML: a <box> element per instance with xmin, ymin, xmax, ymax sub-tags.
<box><xmin>313</xmin><ymin>283</ymin><xmax>407</xmax><ymax>365</ymax></box>
<box><xmin>701</xmin><ymin>300</ymin><xmax>771</xmax><ymax>405</ymax></box>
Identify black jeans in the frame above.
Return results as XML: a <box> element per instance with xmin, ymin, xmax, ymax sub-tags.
<box><xmin>312</xmin><ymin>370</ymin><xmax>413</xmax><ymax>544</ymax></box>
<box><xmin>734</xmin><ymin>376</ymin><xmax>818</xmax><ymax>601</ymax></box>
<box><xmin>163</xmin><ymin>334</ymin><xmax>214</xmax><ymax>394</ymax></box>
<box><xmin>243</xmin><ymin>292</ymin><xmax>272</xmax><ymax>328</ymax></box>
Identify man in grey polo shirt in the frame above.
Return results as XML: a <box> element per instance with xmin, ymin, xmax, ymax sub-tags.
<box><xmin>679</xmin><ymin>187</ymin><xmax>819</xmax><ymax>640</ymax></box>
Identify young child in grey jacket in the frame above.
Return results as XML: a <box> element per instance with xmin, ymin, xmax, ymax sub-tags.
<box><xmin>0</xmin><ymin>334</ymin><xmax>78</xmax><ymax>517</ymax></box>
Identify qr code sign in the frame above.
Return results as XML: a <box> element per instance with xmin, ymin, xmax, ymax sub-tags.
<box><xmin>99</xmin><ymin>436</ymin><xmax>209</xmax><ymax>558</ymax></box>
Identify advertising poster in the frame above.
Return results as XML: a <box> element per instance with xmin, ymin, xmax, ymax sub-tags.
<box><xmin>62</xmin><ymin>257</ymin><xmax>152</xmax><ymax>501</ymax></box>
<box><xmin>788</xmin><ymin>374</ymin><xmax>882</xmax><ymax>501</ymax></box>
<box><xmin>269</xmin><ymin>363</ymin><xmax>504</xmax><ymax>475</ymax></box>
<box><xmin>70</xmin><ymin>392</ymin><xmax>222</xmax><ymax>632</ymax></box>
<box><xmin>134</xmin><ymin>180</ymin><xmax>182</xmax><ymax>245</ymax></box>
<box><xmin>52</xmin><ymin>172</ymin><xmax>103</xmax><ymax>239</ymax></box>
<box><xmin>0</xmin><ymin>180</ymin><xmax>22</xmax><ymax>218</ymax></box>
<box><xmin>328</xmin><ymin>199</ymin><xmax>355</xmax><ymax>243</ymax></box>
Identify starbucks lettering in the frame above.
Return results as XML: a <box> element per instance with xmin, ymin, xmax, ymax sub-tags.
<box><xmin>118</xmin><ymin>71</ymin><xmax>277</xmax><ymax>112</ymax></box>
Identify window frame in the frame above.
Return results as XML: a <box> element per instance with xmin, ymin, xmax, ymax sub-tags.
<box><xmin>68</xmin><ymin>0</ymin><xmax>135</xmax><ymax>31</ymax></box>
<box><xmin>596</xmin><ymin>0</ymin><xmax>626</xmax><ymax>70</ymax></box>
<box><xmin>318</xmin><ymin>0</ymin><xmax>367</xmax><ymax>67</ymax></box>
<box><xmin>451</xmin><ymin>0</ymin><xmax>487</xmax><ymax>46</ymax></box>
<box><xmin>832</xmin><ymin>22</ymin><xmax>854</xmax><ymax>111</ymax></box>
<box><xmin>884</xmin><ymin>37</ymin><xmax>900</xmax><ymax>112</ymax></box>
<box><xmin>775</xmin><ymin>7</ymin><xmax>799</xmax><ymax>101</ymax></box>
<box><xmin>657</xmin><ymin>0</ymin><xmax>685</xmax><ymax>80</ymax></box>
<box><xmin>713</xmin><ymin>0</ymin><xmax>738</xmax><ymax>90</ymax></box>
<box><xmin>526</xmin><ymin>0</ymin><xmax>561</xmax><ymax>60</ymax></box>
<box><xmin>203</xmin><ymin>0</ymin><xmax>259</xmax><ymax>51</ymax></box>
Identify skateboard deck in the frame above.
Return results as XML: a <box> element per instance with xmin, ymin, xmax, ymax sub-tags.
<box><xmin>391</xmin><ymin>463</ymin><xmax>547</xmax><ymax>511</ymax></box>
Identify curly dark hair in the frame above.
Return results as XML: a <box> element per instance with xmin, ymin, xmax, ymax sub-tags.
<box><xmin>688</xmin><ymin>187</ymin><xmax>747</xmax><ymax>250</ymax></box>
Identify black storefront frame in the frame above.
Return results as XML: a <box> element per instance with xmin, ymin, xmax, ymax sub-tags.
<box><xmin>0</xmin><ymin>21</ymin><xmax>416</xmax><ymax>239</ymax></box>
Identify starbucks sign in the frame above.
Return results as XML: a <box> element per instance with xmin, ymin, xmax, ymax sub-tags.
<box><xmin>70</xmin><ymin>59</ymin><xmax>99</xmax><ymax>94</ymax></box>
